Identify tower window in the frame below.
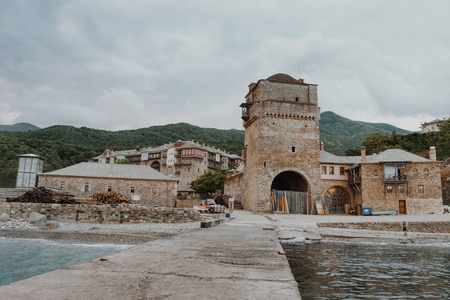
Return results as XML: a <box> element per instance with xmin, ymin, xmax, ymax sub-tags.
<box><xmin>107</xmin><ymin>186</ymin><xmax>112</xmax><ymax>192</ymax></box>
<box><xmin>292</xmin><ymin>146</ymin><xmax>296</xmax><ymax>153</ymax></box>
<box><xmin>295</xmin><ymin>97</ymin><xmax>299</xmax><ymax>102</ymax></box>
<box><xmin>131</xmin><ymin>187</ymin><xmax>135</xmax><ymax>193</ymax></box>
<box><xmin>264</xmin><ymin>162</ymin><xmax>266</xmax><ymax>167</ymax></box>
<box><xmin>85</xmin><ymin>184</ymin><xmax>89</xmax><ymax>192</ymax></box>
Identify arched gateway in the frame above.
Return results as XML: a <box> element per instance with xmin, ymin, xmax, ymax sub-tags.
<box><xmin>323</xmin><ymin>186</ymin><xmax>351</xmax><ymax>214</ymax></box>
<box><xmin>271</xmin><ymin>171</ymin><xmax>308</xmax><ymax>214</ymax></box>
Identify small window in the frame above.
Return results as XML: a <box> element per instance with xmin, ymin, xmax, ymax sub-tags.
<box><xmin>398</xmin><ymin>185</ymin><xmax>404</xmax><ymax>193</ymax></box>
<box><xmin>61</xmin><ymin>183</ymin><xmax>65</xmax><ymax>190</ymax></box>
<box><xmin>322</xmin><ymin>166</ymin><xmax>327</xmax><ymax>174</ymax></box>
<box><xmin>131</xmin><ymin>187</ymin><xmax>135</xmax><ymax>193</ymax></box>
<box><xmin>424</xmin><ymin>169</ymin><xmax>429</xmax><ymax>177</ymax></box>
<box><xmin>329</xmin><ymin>166</ymin><xmax>334</xmax><ymax>175</ymax></box>
<box><xmin>152</xmin><ymin>188</ymin><xmax>157</xmax><ymax>194</ymax></box>
<box><xmin>264</xmin><ymin>162</ymin><xmax>266</xmax><ymax>167</ymax></box>
<box><xmin>418</xmin><ymin>185</ymin><xmax>424</xmax><ymax>193</ymax></box>
<box><xmin>292</xmin><ymin>146</ymin><xmax>296</xmax><ymax>153</ymax></box>
<box><xmin>387</xmin><ymin>185</ymin><xmax>393</xmax><ymax>193</ymax></box>
<box><xmin>340</xmin><ymin>167</ymin><xmax>345</xmax><ymax>176</ymax></box>
<box><xmin>412</xmin><ymin>169</ymin><xmax>418</xmax><ymax>177</ymax></box>
<box><xmin>374</xmin><ymin>169</ymin><xmax>378</xmax><ymax>177</ymax></box>
<box><xmin>107</xmin><ymin>186</ymin><xmax>112</xmax><ymax>192</ymax></box>
<box><xmin>295</xmin><ymin>97</ymin><xmax>299</xmax><ymax>102</ymax></box>
<box><xmin>85</xmin><ymin>184</ymin><xmax>89</xmax><ymax>192</ymax></box>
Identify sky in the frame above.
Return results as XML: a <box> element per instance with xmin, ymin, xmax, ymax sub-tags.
<box><xmin>1</xmin><ymin>0</ymin><xmax>449</xmax><ymax>132</ymax></box>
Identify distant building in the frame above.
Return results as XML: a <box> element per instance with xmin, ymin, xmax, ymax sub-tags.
<box><xmin>421</xmin><ymin>119</ymin><xmax>444</xmax><ymax>133</ymax></box>
<box><xmin>38</xmin><ymin>159</ymin><xmax>178</xmax><ymax>207</ymax></box>
<box><xmin>16</xmin><ymin>154</ymin><xmax>45</xmax><ymax>188</ymax></box>
<box><xmin>90</xmin><ymin>141</ymin><xmax>243</xmax><ymax>199</ymax></box>
<box><xmin>224</xmin><ymin>73</ymin><xmax>443</xmax><ymax>215</ymax></box>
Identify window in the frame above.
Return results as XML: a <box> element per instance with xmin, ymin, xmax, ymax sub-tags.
<box><xmin>329</xmin><ymin>166</ymin><xmax>334</xmax><ymax>175</ymax></box>
<box><xmin>398</xmin><ymin>185</ymin><xmax>404</xmax><ymax>193</ymax></box>
<box><xmin>60</xmin><ymin>183</ymin><xmax>65</xmax><ymax>190</ymax></box>
<box><xmin>295</xmin><ymin>97</ymin><xmax>299</xmax><ymax>102</ymax></box>
<box><xmin>340</xmin><ymin>167</ymin><xmax>345</xmax><ymax>176</ymax></box>
<box><xmin>418</xmin><ymin>185</ymin><xmax>424</xmax><ymax>193</ymax></box>
<box><xmin>412</xmin><ymin>169</ymin><xmax>418</xmax><ymax>177</ymax></box>
<box><xmin>152</xmin><ymin>188</ymin><xmax>157</xmax><ymax>194</ymax></box>
<box><xmin>84</xmin><ymin>184</ymin><xmax>89</xmax><ymax>192</ymax></box>
<box><xmin>387</xmin><ymin>185</ymin><xmax>393</xmax><ymax>193</ymax></box>
<box><xmin>107</xmin><ymin>186</ymin><xmax>112</xmax><ymax>192</ymax></box>
<box><xmin>292</xmin><ymin>146</ymin><xmax>296</xmax><ymax>153</ymax></box>
<box><xmin>374</xmin><ymin>169</ymin><xmax>378</xmax><ymax>177</ymax></box>
<box><xmin>322</xmin><ymin>166</ymin><xmax>327</xmax><ymax>174</ymax></box>
<box><xmin>424</xmin><ymin>168</ymin><xmax>429</xmax><ymax>177</ymax></box>
<box><xmin>131</xmin><ymin>187</ymin><xmax>135</xmax><ymax>193</ymax></box>
<box><xmin>263</xmin><ymin>162</ymin><xmax>266</xmax><ymax>167</ymax></box>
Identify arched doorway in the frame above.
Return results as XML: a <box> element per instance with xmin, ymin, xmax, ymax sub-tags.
<box><xmin>324</xmin><ymin>186</ymin><xmax>351</xmax><ymax>214</ymax></box>
<box><xmin>151</xmin><ymin>161</ymin><xmax>161</xmax><ymax>172</ymax></box>
<box><xmin>271</xmin><ymin>171</ymin><xmax>308</xmax><ymax>192</ymax></box>
<box><xmin>271</xmin><ymin>171</ymin><xmax>308</xmax><ymax>214</ymax></box>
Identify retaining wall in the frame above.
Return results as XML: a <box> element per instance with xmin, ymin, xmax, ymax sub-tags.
<box><xmin>317</xmin><ymin>221</ymin><xmax>450</xmax><ymax>233</ymax></box>
<box><xmin>0</xmin><ymin>203</ymin><xmax>203</xmax><ymax>223</ymax></box>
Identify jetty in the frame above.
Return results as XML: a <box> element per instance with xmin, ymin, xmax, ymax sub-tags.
<box><xmin>0</xmin><ymin>211</ymin><xmax>301</xmax><ymax>299</ymax></box>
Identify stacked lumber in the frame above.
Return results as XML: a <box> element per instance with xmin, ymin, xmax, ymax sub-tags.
<box><xmin>91</xmin><ymin>191</ymin><xmax>134</xmax><ymax>205</ymax></box>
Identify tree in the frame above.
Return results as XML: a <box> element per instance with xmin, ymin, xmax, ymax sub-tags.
<box><xmin>190</xmin><ymin>169</ymin><xmax>228</xmax><ymax>196</ymax></box>
<box><xmin>115</xmin><ymin>158</ymin><xmax>133</xmax><ymax>164</ymax></box>
<box><xmin>362</xmin><ymin>132</ymin><xmax>390</xmax><ymax>155</ymax></box>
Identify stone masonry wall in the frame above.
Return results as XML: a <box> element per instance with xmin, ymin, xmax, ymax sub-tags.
<box><xmin>405</xmin><ymin>198</ymin><xmax>443</xmax><ymax>214</ymax></box>
<box><xmin>0</xmin><ymin>203</ymin><xmax>203</xmax><ymax>223</ymax></box>
<box><xmin>224</xmin><ymin>172</ymin><xmax>244</xmax><ymax>203</ymax></box>
<box><xmin>317</xmin><ymin>221</ymin><xmax>450</xmax><ymax>233</ymax></box>
<box><xmin>38</xmin><ymin>175</ymin><xmax>177</xmax><ymax>207</ymax></box>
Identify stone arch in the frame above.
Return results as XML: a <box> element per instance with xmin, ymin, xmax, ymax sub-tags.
<box><xmin>150</xmin><ymin>161</ymin><xmax>161</xmax><ymax>172</ymax></box>
<box><xmin>271</xmin><ymin>170</ymin><xmax>308</xmax><ymax>192</ymax></box>
<box><xmin>323</xmin><ymin>186</ymin><xmax>352</xmax><ymax>214</ymax></box>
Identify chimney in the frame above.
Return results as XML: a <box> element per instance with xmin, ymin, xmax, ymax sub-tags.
<box><xmin>429</xmin><ymin>146</ymin><xmax>437</xmax><ymax>161</ymax></box>
<box><xmin>109</xmin><ymin>156</ymin><xmax>115</xmax><ymax>175</ymax></box>
<box><xmin>320</xmin><ymin>142</ymin><xmax>324</xmax><ymax>151</ymax></box>
<box><xmin>233</xmin><ymin>168</ymin><xmax>237</xmax><ymax>176</ymax></box>
<box><xmin>361</xmin><ymin>146</ymin><xmax>366</xmax><ymax>162</ymax></box>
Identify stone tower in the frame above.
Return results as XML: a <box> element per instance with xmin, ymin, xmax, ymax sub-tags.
<box><xmin>240</xmin><ymin>73</ymin><xmax>321</xmax><ymax>212</ymax></box>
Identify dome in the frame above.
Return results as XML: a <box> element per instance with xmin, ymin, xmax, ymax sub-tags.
<box><xmin>266</xmin><ymin>73</ymin><xmax>298</xmax><ymax>83</ymax></box>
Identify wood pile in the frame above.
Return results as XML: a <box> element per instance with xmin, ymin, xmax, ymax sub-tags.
<box><xmin>6</xmin><ymin>187</ymin><xmax>78</xmax><ymax>204</ymax></box>
<box><xmin>91</xmin><ymin>191</ymin><xmax>134</xmax><ymax>205</ymax></box>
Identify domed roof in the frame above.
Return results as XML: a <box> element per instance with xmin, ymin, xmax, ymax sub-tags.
<box><xmin>266</xmin><ymin>73</ymin><xmax>298</xmax><ymax>83</ymax></box>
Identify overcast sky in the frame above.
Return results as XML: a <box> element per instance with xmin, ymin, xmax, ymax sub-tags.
<box><xmin>1</xmin><ymin>0</ymin><xmax>449</xmax><ymax>132</ymax></box>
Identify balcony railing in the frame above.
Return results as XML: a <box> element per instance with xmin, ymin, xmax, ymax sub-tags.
<box><xmin>384</xmin><ymin>175</ymin><xmax>408</xmax><ymax>182</ymax></box>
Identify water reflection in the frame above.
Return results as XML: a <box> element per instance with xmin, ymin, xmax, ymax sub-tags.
<box><xmin>283</xmin><ymin>241</ymin><xmax>450</xmax><ymax>299</ymax></box>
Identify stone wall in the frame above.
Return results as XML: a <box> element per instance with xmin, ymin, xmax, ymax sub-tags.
<box><xmin>224</xmin><ymin>172</ymin><xmax>244</xmax><ymax>203</ymax></box>
<box><xmin>38</xmin><ymin>175</ymin><xmax>177</xmax><ymax>207</ymax></box>
<box><xmin>318</xmin><ymin>221</ymin><xmax>450</xmax><ymax>233</ymax></box>
<box><xmin>0</xmin><ymin>203</ymin><xmax>203</xmax><ymax>223</ymax></box>
<box><xmin>405</xmin><ymin>198</ymin><xmax>443</xmax><ymax>214</ymax></box>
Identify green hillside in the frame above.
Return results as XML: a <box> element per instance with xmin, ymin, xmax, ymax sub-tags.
<box><xmin>0</xmin><ymin>112</ymin><xmax>426</xmax><ymax>188</ymax></box>
<box><xmin>319</xmin><ymin>111</ymin><xmax>411</xmax><ymax>155</ymax></box>
<box><xmin>0</xmin><ymin>123</ymin><xmax>40</xmax><ymax>132</ymax></box>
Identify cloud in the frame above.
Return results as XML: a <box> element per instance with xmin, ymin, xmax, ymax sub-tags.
<box><xmin>0</xmin><ymin>0</ymin><xmax>449</xmax><ymax>132</ymax></box>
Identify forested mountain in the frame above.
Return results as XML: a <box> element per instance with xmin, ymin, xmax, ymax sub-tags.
<box><xmin>3</xmin><ymin>112</ymin><xmax>442</xmax><ymax>188</ymax></box>
<box><xmin>319</xmin><ymin>111</ymin><xmax>411</xmax><ymax>154</ymax></box>
<box><xmin>0</xmin><ymin>123</ymin><xmax>40</xmax><ymax>132</ymax></box>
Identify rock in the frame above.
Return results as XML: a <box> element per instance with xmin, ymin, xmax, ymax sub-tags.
<box><xmin>29</xmin><ymin>212</ymin><xmax>47</xmax><ymax>227</ymax></box>
<box><xmin>0</xmin><ymin>213</ymin><xmax>10</xmax><ymax>222</ymax></box>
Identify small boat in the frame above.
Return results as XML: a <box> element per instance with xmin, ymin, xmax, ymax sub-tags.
<box><xmin>371</xmin><ymin>209</ymin><xmax>398</xmax><ymax>215</ymax></box>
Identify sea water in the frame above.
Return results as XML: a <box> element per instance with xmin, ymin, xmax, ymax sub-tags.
<box><xmin>282</xmin><ymin>241</ymin><xmax>450</xmax><ymax>300</ymax></box>
<box><xmin>0</xmin><ymin>237</ymin><xmax>132</xmax><ymax>286</ymax></box>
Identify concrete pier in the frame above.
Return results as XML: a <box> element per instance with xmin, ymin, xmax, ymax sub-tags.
<box><xmin>0</xmin><ymin>211</ymin><xmax>301</xmax><ymax>299</ymax></box>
